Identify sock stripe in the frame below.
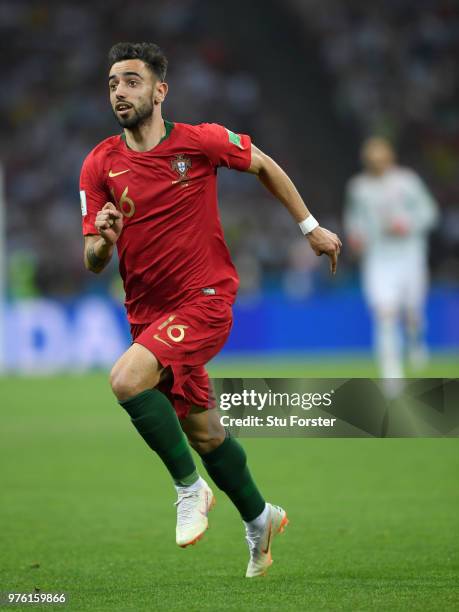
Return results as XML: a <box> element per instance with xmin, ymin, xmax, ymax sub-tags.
<box><xmin>131</xmin><ymin>413</ymin><xmax>162</xmax><ymax>433</ymax></box>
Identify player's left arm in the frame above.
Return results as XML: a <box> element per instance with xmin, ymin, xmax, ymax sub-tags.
<box><xmin>247</xmin><ymin>144</ymin><xmax>342</xmax><ymax>274</ymax></box>
<box><xmin>410</xmin><ymin>174</ymin><xmax>439</xmax><ymax>233</ymax></box>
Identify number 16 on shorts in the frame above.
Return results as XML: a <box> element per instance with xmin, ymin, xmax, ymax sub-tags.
<box><xmin>154</xmin><ymin>314</ymin><xmax>188</xmax><ymax>348</ymax></box>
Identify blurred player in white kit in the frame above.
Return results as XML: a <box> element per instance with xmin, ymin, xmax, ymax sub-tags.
<box><xmin>344</xmin><ymin>137</ymin><xmax>439</xmax><ymax>390</ymax></box>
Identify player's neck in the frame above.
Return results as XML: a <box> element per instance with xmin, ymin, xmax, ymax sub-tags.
<box><xmin>368</xmin><ymin>164</ymin><xmax>393</xmax><ymax>178</ymax></box>
<box><xmin>124</xmin><ymin>113</ymin><xmax>166</xmax><ymax>152</ymax></box>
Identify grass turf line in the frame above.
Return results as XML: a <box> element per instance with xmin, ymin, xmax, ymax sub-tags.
<box><xmin>1</xmin><ymin>359</ymin><xmax>458</xmax><ymax>611</ymax></box>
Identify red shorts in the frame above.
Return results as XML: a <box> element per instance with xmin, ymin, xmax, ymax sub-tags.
<box><xmin>130</xmin><ymin>297</ymin><xmax>233</xmax><ymax>419</ymax></box>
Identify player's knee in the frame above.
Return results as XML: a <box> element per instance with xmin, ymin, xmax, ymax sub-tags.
<box><xmin>109</xmin><ymin>364</ymin><xmax>159</xmax><ymax>402</ymax></box>
<box><xmin>187</xmin><ymin>431</ymin><xmax>226</xmax><ymax>455</ymax></box>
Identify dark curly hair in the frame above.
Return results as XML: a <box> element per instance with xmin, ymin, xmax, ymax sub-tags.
<box><xmin>108</xmin><ymin>42</ymin><xmax>168</xmax><ymax>81</ymax></box>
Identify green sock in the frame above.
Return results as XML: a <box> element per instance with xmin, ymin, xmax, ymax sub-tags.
<box><xmin>120</xmin><ymin>389</ymin><xmax>198</xmax><ymax>487</ymax></box>
<box><xmin>200</xmin><ymin>434</ymin><xmax>265</xmax><ymax>521</ymax></box>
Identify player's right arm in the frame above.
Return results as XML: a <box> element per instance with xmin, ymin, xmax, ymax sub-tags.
<box><xmin>84</xmin><ymin>203</ymin><xmax>123</xmax><ymax>273</ymax></box>
<box><xmin>80</xmin><ymin>147</ymin><xmax>123</xmax><ymax>273</ymax></box>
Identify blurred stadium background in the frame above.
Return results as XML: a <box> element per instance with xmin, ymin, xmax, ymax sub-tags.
<box><xmin>1</xmin><ymin>0</ymin><xmax>458</xmax><ymax>375</ymax></box>
<box><xmin>1</xmin><ymin>3</ymin><xmax>458</xmax><ymax>609</ymax></box>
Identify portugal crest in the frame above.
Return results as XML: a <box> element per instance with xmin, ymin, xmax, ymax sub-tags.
<box><xmin>171</xmin><ymin>154</ymin><xmax>192</xmax><ymax>183</ymax></box>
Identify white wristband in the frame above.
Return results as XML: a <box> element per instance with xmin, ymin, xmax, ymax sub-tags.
<box><xmin>299</xmin><ymin>214</ymin><xmax>319</xmax><ymax>235</ymax></box>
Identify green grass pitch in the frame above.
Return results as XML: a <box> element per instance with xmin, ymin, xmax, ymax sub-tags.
<box><xmin>1</xmin><ymin>354</ymin><xmax>458</xmax><ymax>611</ymax></box>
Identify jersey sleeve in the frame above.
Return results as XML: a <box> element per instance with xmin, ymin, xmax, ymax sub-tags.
<box><xmin>343</xmin><ymin>180</ymin><xmax>366</xmax><ymax>239</ymax></box>
<box><xmin>79</xmin><ymin>150</ymin><xmax>109</xmax><ymax>235</ymax></box>
<box><xmin>406</xmin><ymin>172</ymin><xmax>439</xmax><ymax>234</ymax></box>
<box><xmin>199</xmin><ymin>123</ymin><xmax>252</xmax><ymax>171</ymax></box>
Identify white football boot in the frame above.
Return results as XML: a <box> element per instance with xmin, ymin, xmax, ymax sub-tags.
<box><xmin>175</xmin><ymin>477</ymin><xmax>215</xmax><ymax>547</ymax></box>
<box><xmin>245</xmin><ymin>503</ymin><xmax>289</xmax><ymax>577</ymax></box>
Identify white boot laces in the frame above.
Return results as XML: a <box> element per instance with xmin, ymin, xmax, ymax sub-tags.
<box><xmin>175</xmin><ymin>489</ymin><xmax>200</xmax><ymax>527</ymax></box>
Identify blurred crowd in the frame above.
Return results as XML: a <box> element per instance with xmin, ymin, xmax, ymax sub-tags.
<box><xmin>289</xmin><ymin>0</ymin><xmax>459</xmax><ymax>284</ymax></box>
<box><xmin>2</xmin><ymin>0</ymin><xmax>458</xmax><ymax>301</ymax></box>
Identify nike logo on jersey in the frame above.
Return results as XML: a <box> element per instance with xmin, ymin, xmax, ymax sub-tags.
<box><xmin>109</xmin><ymin>169</ymin><xmax>130</xmax><ymax>177</ymax></box>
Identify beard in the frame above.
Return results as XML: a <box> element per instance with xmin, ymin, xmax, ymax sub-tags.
<box><xmin>113</xmin><ymin>98</ymin><xmax>154</xmax><ymax>129</ymax></box>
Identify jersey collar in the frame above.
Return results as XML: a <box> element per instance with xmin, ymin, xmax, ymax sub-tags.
<box><xmin>120</xmin><ymin>119</ymin><xmax>175</xmax><ymax>151</ymax></box>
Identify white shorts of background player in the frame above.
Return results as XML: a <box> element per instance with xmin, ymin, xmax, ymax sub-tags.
<box><xmin>362</xmin><ymin>251</ymin><xmax>428</xmax><ymax>313</ymax></box>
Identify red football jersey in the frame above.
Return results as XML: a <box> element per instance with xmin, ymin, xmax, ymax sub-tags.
<box><xmin>80</xmin><ymin>121</ymin><xmax>252</xmax><ymax>323</ymax></box>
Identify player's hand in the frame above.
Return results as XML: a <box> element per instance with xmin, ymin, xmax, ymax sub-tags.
<box><xmin>95</xmin><ymin>202</ymin><xmax>123</xmax><ymax>245</ymax></box>
<box><xmin>306</xmin><ymin>226</ymin><xmax>342</xmax><ymax>275</ymax></box>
